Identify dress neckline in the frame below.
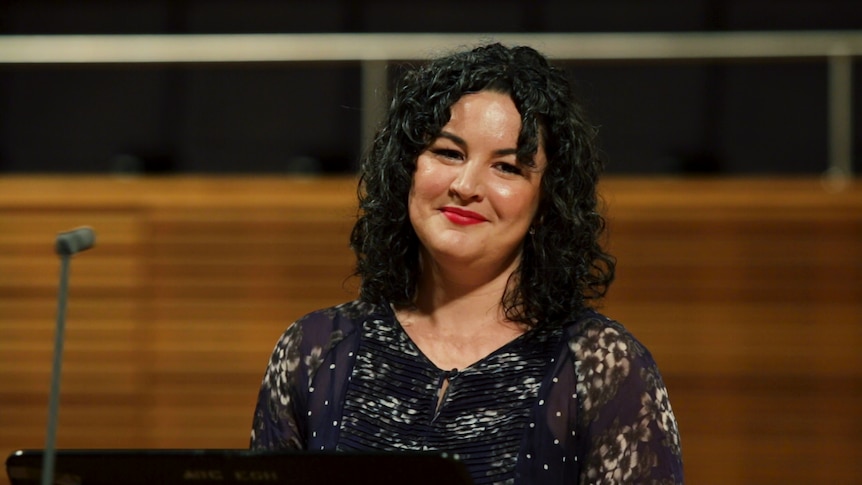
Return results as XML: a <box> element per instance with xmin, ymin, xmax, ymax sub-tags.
<box><xmin>382</xmin><ymin>303</ymin><xmax>540</xmax><ymax>373</ymax></box>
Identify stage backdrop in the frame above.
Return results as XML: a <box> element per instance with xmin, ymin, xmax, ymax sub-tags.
<box><xmin>0</xmin><ymin>176</ymin><xmax>860</xmax><ymax>484</ymax></box>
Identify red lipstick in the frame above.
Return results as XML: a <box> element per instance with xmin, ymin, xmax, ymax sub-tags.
<box><xmin>440</xmin><ymin>207</ymin><xmax>487</xmax><ymax>225</ymax></box>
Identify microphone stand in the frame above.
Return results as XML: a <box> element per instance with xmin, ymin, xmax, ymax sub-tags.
<box><xmin>41</xmin><ymin>227</ymin><xmax>95</xmax><ymax>485</ymax></box>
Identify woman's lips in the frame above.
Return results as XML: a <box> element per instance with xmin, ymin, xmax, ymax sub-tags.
<box><xmin>440</xmin><ymin>207</ymin><xmax>487</xmax><ymax>225</ymax></box>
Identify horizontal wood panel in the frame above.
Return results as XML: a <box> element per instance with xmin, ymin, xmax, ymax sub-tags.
<box><xmin>0</xmin><ymin>175</ymin><xmax>860</xmax><ymax>485</ymax></box>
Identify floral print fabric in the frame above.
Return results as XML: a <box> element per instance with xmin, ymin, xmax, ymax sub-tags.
<box><xmin>251</xmin><ymin>301</ymin><xmax>683</xmax><ymax>484</ymax></box>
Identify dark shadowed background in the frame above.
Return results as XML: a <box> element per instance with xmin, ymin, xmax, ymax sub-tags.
<box><xmin>1</xmin><ymin>0</ymin><xmax>860</xmax><ymax>175</ymax></box>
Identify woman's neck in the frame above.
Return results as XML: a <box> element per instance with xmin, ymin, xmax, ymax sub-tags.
<box><xmin>413</xmin><ymin>248</ymin><xmax>519</xmax><ymax>328</ymax></box>
<box><xmin>392</xmin><ymin>250</ymin><xmax>527</xmax><ymax>371</ymax></box>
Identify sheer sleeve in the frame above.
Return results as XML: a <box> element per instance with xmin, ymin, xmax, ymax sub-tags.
<box><xmin>250</xmin><ymin>321</ymin><xmax>309</xmax><ymax>450</ymax></box>
<box><xmin>570</xmin><ymin>316</ymin><xmax>684</xmax><ymax>484</ymax></box>
<box><xmin>249</xmin><ymin>303</ymin><xmax>360</xmax><ymax>451</ymax></box>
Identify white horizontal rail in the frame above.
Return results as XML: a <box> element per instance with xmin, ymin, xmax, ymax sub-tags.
<box><xmin>0</xmin><ymin>32</ymin><xmax>861</xmax><ymax>63</ymax></box>
<box><xmin>0</xmin><ymin>32</ymin><xmax>856</xmax><ymax>177</ymax></box>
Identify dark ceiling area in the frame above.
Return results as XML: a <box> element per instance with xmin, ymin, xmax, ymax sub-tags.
<box><xmin>1</xmin><ymin>0</ymin><xmax>860</xmax><ymax>175</ymax></box>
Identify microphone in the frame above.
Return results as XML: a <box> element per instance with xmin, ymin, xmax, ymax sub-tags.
<box><xmin>55</xmin><ymin>227</ymin><xmax>96</xmax><ymax>256</ymax></box>
<box><xmin>42</xmin><ymin>227</ymin><xmax>96</xmax><ymax>485</ymax></box>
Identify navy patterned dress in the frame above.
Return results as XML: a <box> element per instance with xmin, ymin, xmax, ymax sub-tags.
<box><xmin>251</xmin><ymin>300</ymin><xmax>683</xmax><ymax>484</ymax></box>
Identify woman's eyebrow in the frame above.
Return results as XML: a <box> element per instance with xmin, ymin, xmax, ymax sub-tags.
<box><xmin>438</xmin><ymin>131</ymin><xmax>518</xmax><ymax>157</ymax></box>
<box><xmin>438</xmin><ymin>131</ymin><xmax>467</xmax><ymax>148</ymax></box>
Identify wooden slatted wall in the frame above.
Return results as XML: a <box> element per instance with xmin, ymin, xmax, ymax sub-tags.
<box><xmin>0</xmin><ymin>176</ymin><xmax>860</xmax><ymax>484</ymax></box>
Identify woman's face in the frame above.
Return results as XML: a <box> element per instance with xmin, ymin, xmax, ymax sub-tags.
<box><xmin>409</xmin><ymin>90</ymin><xmax>546</xmax><ymax>274</ymax></box>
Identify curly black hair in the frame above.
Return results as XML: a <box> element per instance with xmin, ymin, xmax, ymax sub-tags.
<box><xmin>349</xmin><ymin>43</ymin><xmax>615</xmax><ymax>328</ymax></box>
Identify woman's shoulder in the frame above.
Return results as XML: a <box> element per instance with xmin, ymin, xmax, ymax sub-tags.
<box><xmin>265</xmin><ymin>299</ymin><xmax>383</xmax><ymax>378</ymax></box>
<box><xmin>559</xmin><ymin>310</ymin><xmax>684</xmax><ymax>480</ymax></box>
<box><xmin>561</xmin><ymin>309</ymin><xmax>678</xmax><ymax>429</ymax></box>
<box><xmin>562</xmin><ymin>309</ymin><xmax>652</xmax><ymax>363</ymax></box>
<box><xmin>293</xmin><ymin>299</ymin><xmax>382</xmax><ymax>327</ymax></box>
<box><xmin>277</xmin><ymin>299</ymin><xmax>383</xmax><ymax>350</ymax></box>
<box><xmin>560</xmin><ymin>309</ymin><xmax>667</xmax><ymax>417</ymax></box>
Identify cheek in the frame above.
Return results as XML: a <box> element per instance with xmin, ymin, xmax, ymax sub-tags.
<box><xmin>408</xmin><ymin>157</ymin><xmax>434</xmax><ymax>223</ymax></box>
<box><xmin>412</xmin><ymin>156</ymin><xmax>449</xmax><ymax>199</ymax></box>
<box><xmin>489</xmin><ymin>181</ymin><xmax>541</xmax><ymax>222</ymax></box>
<box><xmin>491</xmin><ymin>182</ymin><xmax>514</xmax><ymax>199</ymax></box>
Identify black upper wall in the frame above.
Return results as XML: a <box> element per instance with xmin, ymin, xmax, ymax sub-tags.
<box><xmin>1</xmin><ymin>0</ymin><xmax>860</xmax><ymax>174</ymax></box>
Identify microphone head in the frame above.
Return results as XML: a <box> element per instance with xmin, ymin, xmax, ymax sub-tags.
<box><xmin>55</xmin><ymin>226</ymin><xmax>96</xmax><ymax>255</ymax></box>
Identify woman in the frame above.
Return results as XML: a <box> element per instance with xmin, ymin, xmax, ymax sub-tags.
<box><xmin>251</xmin><ymin>43</ymin><xmax>683</xmax><ymax>484</ymax></box>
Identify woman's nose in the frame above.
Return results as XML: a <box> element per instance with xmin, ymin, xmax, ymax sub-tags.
<box><xmin>449</xmin><ymin>162</ymin><xmax>484</xmax><ymax>201</ymax></box>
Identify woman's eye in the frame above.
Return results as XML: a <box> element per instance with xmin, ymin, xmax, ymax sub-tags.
<box><xmin>433</xmin><ymin>149</ymin><xmax>463</xmax><ymax>160</ymax></box>
<box><xmin>496</xmin><ymin>162</ymin><xmax>523</xmax><ymax>175</ymax></box>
